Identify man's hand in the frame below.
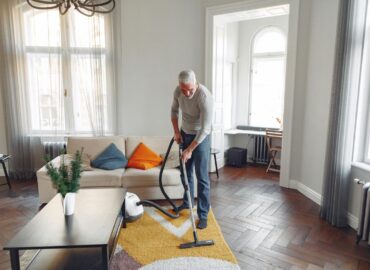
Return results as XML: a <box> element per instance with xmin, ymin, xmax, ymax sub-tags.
<box><xmin>181</xmin><ymin>147</ymin><xmax>192</xmax><ymax>163</ymax></box>
<box><xmin>174</xmin><ymin>132</ymin><xmax>183</xmax><ymax>144</ymax></box>
<box><xmin>181</xmin><ymin>140</ymin><xmax>199</xmax><ymax>163</ymax></box>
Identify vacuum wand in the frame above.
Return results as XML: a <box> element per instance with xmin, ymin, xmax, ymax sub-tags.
<box><xmin>179</xmin><ymin>146</ymin><xmax>214</xmax><ymax>249</ymax></box>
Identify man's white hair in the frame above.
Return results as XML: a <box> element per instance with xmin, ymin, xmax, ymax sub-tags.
<box><xmin>178</xmin><ymin>70</ymin><xmax>197</xmax><ymax>84</ymax></box>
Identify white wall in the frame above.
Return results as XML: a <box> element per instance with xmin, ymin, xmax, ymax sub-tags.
<box><xmin>224</xmin><ymin>22</ymin><xmax>239</xmax><ymax>153</ymax></box>
<box><xmin>297</xmin><ymin>0</ymin><xmax>339</xmax><ymax>194</ymax></box>
<box><xmin>226</xmin><ymin>23</ymin><xmax>239</xmax><ymax>63</ymax></box>
<box><xmin>289</xmin><ymin>0</ymin><xmax>312</xmax><ymax>184</ymax></box>
<box><xmin>118</xmin><ymin>0</ymin><xmax>205</xmax><ymax>136</ymax></box>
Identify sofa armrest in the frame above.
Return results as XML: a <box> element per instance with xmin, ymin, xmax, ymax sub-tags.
<box><xmin>37</xmin><ymin>155</ymin><xmax>69</xmax><ymax>203</ymax></box>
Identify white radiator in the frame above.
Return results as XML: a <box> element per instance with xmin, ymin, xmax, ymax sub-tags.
<box><xmin>253</xmin><ymin>135</ymin><xmax>268</xmax><ymax>164</ymax></box>
<box><xmin>42</xmin><ymin>141</ymin><xmax>66</xmax><ymax>160</ymax></box>
<box><xmin>355</xmin><ymin>178</ymin><xmax>370</xmax><ymax>245</ymax></box>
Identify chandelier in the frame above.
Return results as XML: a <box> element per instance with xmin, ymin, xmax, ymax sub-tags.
<box><xmin>26</xmin><ymin>0</ymin><xmax>115</xmax><ymax>16</ymax></box>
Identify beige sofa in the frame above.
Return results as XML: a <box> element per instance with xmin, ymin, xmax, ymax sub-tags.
<box><xmin>37</xmin><ymin>136</ymin><xmax>193</xmax><ymax>204</ymax></box>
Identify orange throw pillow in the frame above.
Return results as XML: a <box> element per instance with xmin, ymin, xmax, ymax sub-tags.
<box><xmin>127</xmin><ymin>143</ymin><xmax>162</xmax><ymax>170</ymax></box>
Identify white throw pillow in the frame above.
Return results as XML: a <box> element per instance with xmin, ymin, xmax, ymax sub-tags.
<box><xmin>51</xmin><ymin>153</ymin><xmax>93</xmax><ymax>171</ymax></box>
<box><xmin>159</xmin><ymin>151</ymin><xmax>180</xmax><ymax>169</ymax></box>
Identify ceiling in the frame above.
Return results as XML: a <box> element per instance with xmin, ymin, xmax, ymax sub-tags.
<box><xmin>214</xmin><ymin>4</ymin><xmax>290</xmax><ymax>24</ymax></box>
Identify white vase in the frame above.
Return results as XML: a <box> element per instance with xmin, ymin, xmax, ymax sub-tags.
<box><xmin>63</xmin><ymin>192</ymin><xmax>76</xmax><ymax>216</ymax></box>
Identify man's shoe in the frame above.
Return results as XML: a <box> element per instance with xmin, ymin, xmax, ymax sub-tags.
<box><xmin>197</xmin><ymin>219</ymin><xmax>207</xmax><ymax>229</ymax></box>
<box><xmin>175</xmin><ymin>204</ymin><xmax>189</xmax><ymax>213</ymax></box>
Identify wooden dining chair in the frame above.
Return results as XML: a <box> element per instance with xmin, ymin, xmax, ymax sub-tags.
<box><xmin>265</xmin><ymin>129</ymin><xmax>283</xmax><ymax>173</ymax></box>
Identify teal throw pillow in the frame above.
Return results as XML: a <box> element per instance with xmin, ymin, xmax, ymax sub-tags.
<box><xmin>91</xmin><ymin>143</ymin><xmax>128</xmax><ymax>170</ymax></box>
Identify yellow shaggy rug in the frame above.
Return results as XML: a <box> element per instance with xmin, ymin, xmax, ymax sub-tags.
<box><xmin>110</xmin><ymin>207</ymin><xmax>240</xmax><ymax>270</ymax></box>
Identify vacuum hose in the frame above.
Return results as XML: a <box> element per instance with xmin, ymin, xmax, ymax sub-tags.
<box><xmin>137</xmin><ymin>137</ymin><xmax>184</xmax><ymax>219</ymax></box>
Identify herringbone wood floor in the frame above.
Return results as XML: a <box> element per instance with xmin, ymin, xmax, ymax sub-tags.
<box><xmin>209</xmin><ymin>166</ymin><xmax>370</xmax><ymax>269</ymax></box>
<box><xmin>0</xmin><ymin>166</ymin><xmax>369</xmax><ymax>270</ymax></box>
<box><xmin>0</xmin><ymin>178</ymin><xmax>40</xmax><ymax>270</ymax></box>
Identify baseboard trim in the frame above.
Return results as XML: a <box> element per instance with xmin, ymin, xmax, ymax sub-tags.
<box><xmin>288</xmin><ymin>179</ymin><xmax>298</xmax><ymax>189</ymax></box>
<box><xmin>289</xmin><ymin>179</ymin><xmax>322</xmax><ymax>205</ymax></box>
<box><xmin>289</xmin><ymin>179</ymin><xmax>359</xmax><ymax>230</ymax></box>
<box><xmin>219</xmin><ymin>158</ymin><xmax>225</xmax><ymax>169</ymax></box>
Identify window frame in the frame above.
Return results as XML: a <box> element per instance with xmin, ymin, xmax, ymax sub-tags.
<box><xmin>358</xmin><ymin>71</ymin><xmax>370</xmax><ymax>164</ymax></box>
<box><xmin>20</xmin><ymin>6</ymin><xmax>114</xmax><ymax>135</ymax></box>
<box><xmin>363</xmin><ymin>11</ymin><xmax>370</xmax><ymax>164</ymax></box>
<box><xmin>353</xmin><ymin>1</ymin><xmax>370</xmax><ymax>166</ymax></box>
<box><xmin>248</xmin><ymin>26</ymin><xmax>287</xmax><ymax>128</ymax></box>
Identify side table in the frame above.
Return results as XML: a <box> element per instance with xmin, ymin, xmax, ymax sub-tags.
<box><xmin>0</xmin><ymin>155</ymin><xmax>11</xmax><ymax>189</ymax></box>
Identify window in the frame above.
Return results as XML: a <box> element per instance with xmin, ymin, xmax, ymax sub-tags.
<box><xmin>358</xmin><ymin>42</ymin><xmax>370</xmax><ymax>164</ymax></box>
<box><xmin>249</xmin><ymin>27</ymin><xmax>286</xmax><ymax>128</ymax></box>
<box><xmin>354</xmin><ymin>1</ymin><xmax>370</xmax><ymax>165</ymax></box>
<box><xmin>21</xmin><ymin>7</ymin><xmax>113</xmax><ymax>135</ymax></box>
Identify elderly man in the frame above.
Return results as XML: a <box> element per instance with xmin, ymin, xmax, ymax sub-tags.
<box><xmin>171</xmin><ymin>70</ymin><xmax>214</xmax><ymax>229</ymax></box>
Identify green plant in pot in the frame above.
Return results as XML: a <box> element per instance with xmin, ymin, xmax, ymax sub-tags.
<box><xmin>45</xmin><ymin>148</ymin><xmax>83</xmax><ymax>216</ymax></box>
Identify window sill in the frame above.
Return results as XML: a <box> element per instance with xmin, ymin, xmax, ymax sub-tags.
<box><xmin>351</xmin><ymin>161</ymin><xmax>370</xmax><ymax>174</ymax></box>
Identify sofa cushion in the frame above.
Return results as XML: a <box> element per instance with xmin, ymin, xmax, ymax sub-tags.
<box><xmin>79</xmin><ymin>168</ymin><xmax>125</xmax><ymax>187</ymax></box>
<box><xmin>37</xmin><ymin>166</ymin><xmax>124</xmax><ymax>188</ymax></box>
<box><xmin>67</xmin><ymin>136</ymin><xmax>125</xmax><ymax>161</ymax></box>
<box><xmin>122</xmin><ymin>167</ymin><xmax>181</xmax><ymax>187</ymax></box>
<box><xmin>125</xmin><ymin>136</ymin><xmax>173</xmax><ymax>159</ymax></box>
<box><xmin>127</xmin><ymin>143</ymin><xmax>162</xmax><ymax>170</ymax></box>
<box><xmin>91</xmin><ymin>143</ymin><xmax>128</xmax><ymax>170</ymax></box>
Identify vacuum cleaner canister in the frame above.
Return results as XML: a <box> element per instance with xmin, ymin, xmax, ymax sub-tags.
<box><xmin>125</xmin><ymin>192</ymin><xmax>144</xmax><ymax>222</ymax></box>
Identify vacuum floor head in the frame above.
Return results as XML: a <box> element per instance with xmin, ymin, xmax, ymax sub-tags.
<box><xmin>179</xmin><ymin>239</ymin><xmax>215</xmax><ymax>249</ymax></box>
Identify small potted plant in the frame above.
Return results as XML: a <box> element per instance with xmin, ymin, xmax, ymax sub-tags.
<box><xmin>45</xmin><ymin>149</ymin><xmax>83</xmax><ymax>216</ymax></box>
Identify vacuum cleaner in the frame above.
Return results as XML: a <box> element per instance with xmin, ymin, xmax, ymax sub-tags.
<box><xmin>125</xmin><ymin>138</ymin><xmax>214</xmax><ymax>249</ymax></box>
<box><xmin>135</xmin><ymin>138</ymin><xmax>182</xmax><ymax>219</ymax></box>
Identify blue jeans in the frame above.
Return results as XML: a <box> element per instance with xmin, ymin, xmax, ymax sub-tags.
<box><xmin>181</xmin><ymin>130</ymin><xmax>210</xmax><ymax>220</ymax></box>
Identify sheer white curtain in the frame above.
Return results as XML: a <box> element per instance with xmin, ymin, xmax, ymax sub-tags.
<box><xmin>67</xmin><ymin>11</ymin><xmax>115</xmax><ymax>135</ymax></box>
<box><xmin>0</xmin><ymin>0</ymin><xmax>34</xmax><ymax>179</ymax></box>
<box><xmin>0</xmin><ymin>0</ymin><xmax>116</xmax><ymax>178</ymax></box>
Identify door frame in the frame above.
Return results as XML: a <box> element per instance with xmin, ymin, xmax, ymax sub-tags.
<box><xmin>205</xmin><ymin>0</ymin><xmax>300</xmax><ymax>188</ymax></box>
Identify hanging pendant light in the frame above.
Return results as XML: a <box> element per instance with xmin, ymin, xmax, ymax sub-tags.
<box><xmin>26</xmin><ymin>0</ymin><xmax>115</xmax><ymax>16</ymax></box>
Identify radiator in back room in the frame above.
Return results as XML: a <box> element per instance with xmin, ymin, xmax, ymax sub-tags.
<box><xmin>42</xmin><ymin>141</ymin><xmax>66</xmax><ymax>160</ymax></box>
<box><xmin>253</xmin><ymin>135</ymin><xmax>269</xmax><ymax>164</ymax></box>
<box><xmin>356</xmin><ymin>179</ymin><xmax>370</xmax><ymax>245</ymax></box>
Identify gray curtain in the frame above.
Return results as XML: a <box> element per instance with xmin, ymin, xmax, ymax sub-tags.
<box><xmin>321</xmin><ymin>0</ymin><xmax>368</xmax><ymax>226</ymax></box>
<box><xmin>0</xmin><ymin>0</ymin><xmax>35</xmax><ymax>180</ymax></box>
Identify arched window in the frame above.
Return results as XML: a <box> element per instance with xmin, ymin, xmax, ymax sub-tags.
<box><xmin>253</xmin><ymin>27</ymin><xmax>286</xmax><ymax>54</ymax></box>
<box><xmin>249</xmin><ymin>27</ymin><xmax>286</xmax><ymax>128</ymax></box>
